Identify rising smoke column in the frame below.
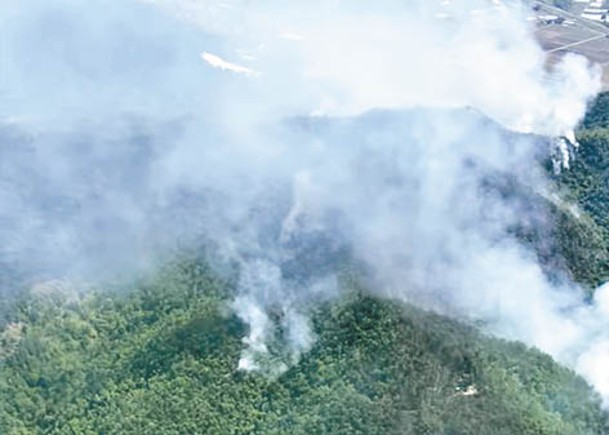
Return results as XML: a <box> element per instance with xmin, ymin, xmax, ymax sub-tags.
<box><xmin>3</xmin><ymin>0</ymin><xmax>609</xmax><ymax>403</ymax></box>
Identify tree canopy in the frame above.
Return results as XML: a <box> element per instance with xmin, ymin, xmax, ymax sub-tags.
<box><xmin>0</xmin><ymin>258</ymin><xmax>606</xmax><ymax>434</ymax></box>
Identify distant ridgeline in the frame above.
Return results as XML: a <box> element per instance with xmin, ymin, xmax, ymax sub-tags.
<box><xmin>4</xmin><ymin>97</ymin><xmax>609</xmax><ymax>433</ymax></box>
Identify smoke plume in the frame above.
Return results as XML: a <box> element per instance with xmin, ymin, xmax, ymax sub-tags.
<box><xmin>3</xmin><ymin>0</ymin><xmax>609</xmax><ymax>402</ymax></box>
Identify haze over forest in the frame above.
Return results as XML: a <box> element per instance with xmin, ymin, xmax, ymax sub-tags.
<box><xmin>4</xmin><ymin>0</ymin><xmax>609</xmax><ymax>433</ymax></box>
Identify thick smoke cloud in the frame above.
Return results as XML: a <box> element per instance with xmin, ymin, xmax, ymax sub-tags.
<box><xmin>2</xmin><ymin>0</ymin><xmax>609</xmax><ymax>402</ymax></box>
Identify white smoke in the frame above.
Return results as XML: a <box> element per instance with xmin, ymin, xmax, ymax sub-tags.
<box><xmin>3</xmin><ymin>0</ymin><xmax>609</xmax><ymax>405</ymax></box>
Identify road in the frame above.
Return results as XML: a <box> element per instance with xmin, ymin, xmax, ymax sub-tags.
<box><xmin>535</xmin><ymin>1</ymin><xmax>609</xmax><ymax>34</ymax></box>
<box><xmin>545</xmin><ymin>33</ymin><xmax>607</xmax><ymax>53</ymax></box>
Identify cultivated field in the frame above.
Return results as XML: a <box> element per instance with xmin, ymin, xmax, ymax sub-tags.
<box><xmin>532</xmin><ymin>1</ymin><xmax>609</xmax><ymax>88</ymax></box>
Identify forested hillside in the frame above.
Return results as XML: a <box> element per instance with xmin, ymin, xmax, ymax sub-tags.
<box><xmin>4</xmin><ymin>96</ymin><xmax>609</xmax><ymax>434</ymax></box>
<box><xmin>1</xmin><ymin>257</ymin><xmax>607</xmax><ymax>434</ymax></box>
<box><xmin>554</xmin><ymin>93</ymin><xmax>609</xmax><ymax>289</ymax></box>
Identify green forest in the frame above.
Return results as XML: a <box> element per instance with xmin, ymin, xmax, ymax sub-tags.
<box><xmin>1</xmin><ymin>258</ymin><xmax>607</xmax><ymax>434</ymax></box>
<box><xmin>4</xmin><ymin>96</ymin><xmax>609</xmax><ymax>434</ymax></box>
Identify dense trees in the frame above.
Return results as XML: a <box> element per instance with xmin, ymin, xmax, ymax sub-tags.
<box><xmin>0</xmin><ymin>257</ymin><xmax>606</xmax><ymax>434</ymax></box>
<box><xmin>550</xmin><ymin>93</ymin><xmax>609</xmax><ymax>288</ymax></box>
<box><xmin>4</xmin><ymin>94</ymin><xmax>609</xmax><ymax>434</ymax></box>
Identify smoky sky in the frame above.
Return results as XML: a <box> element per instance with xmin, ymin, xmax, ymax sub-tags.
<box><xmin>3</xmin><ymin>0</ymin><xmax>609</xmax><ymax>405</ymax></box>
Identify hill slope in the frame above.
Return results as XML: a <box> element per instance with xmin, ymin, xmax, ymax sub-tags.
<box><xmin>5</xmin><ymin>96</ymin><xmax>609</xmax><ymax>434</ymax></box>
<box><xmin>0</xmin><ymin>258</ymin><xmax>607</xmax><ymax>434</ymax></box>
